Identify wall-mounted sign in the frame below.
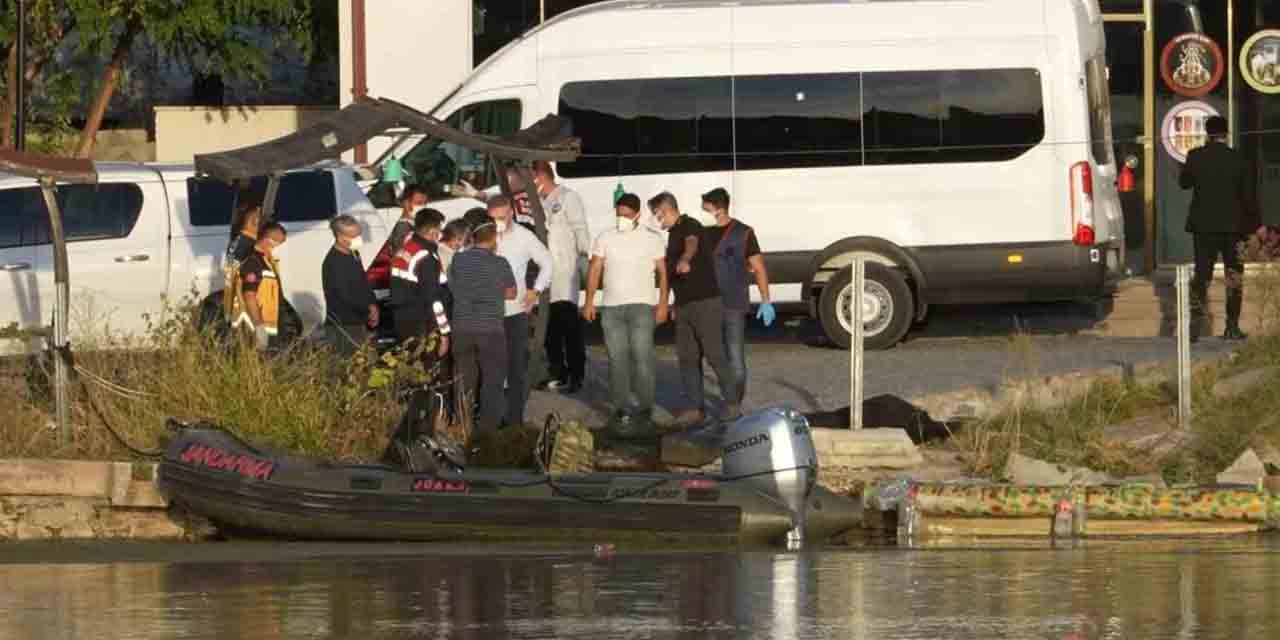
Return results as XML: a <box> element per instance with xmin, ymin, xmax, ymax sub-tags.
<box><xmin>1161</xmin><ymin>101</ymin><xmax>1221</xmax><ymax>163</ymax></box>
<box><xmin>1241</xmin><ymin>30</ymin><xmax>1280</xmax><ymax>94</ymax></box>
<box><xmin>1160</xmin><ymin>33</ymin><xmax>1224</xmax><ymax>97</ymax></box>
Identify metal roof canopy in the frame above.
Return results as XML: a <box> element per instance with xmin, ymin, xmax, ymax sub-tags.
<box><xmin>193</xmin><ymin>97</ymin><xmax>580</xmax><ymax>184</ymax></box>
<box><xmin>0</xmin><ymin>149</ymin><xmax>98</xmax><ymax>183</ymax></box>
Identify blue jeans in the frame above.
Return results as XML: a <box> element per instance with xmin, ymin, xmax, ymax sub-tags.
<box><xmin>722</xmin><ymin>309</ymin><xmax>748</xmax><ymax>402</ymax></box>
<box><xmin>600</xmin><ymin>304</ymin><xmax>657</xmax><ymax>412</ymax></box>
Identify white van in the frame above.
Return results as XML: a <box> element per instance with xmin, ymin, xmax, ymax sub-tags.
<box><xmin>372</xmin><ymin>0</ymin><xmax>1124</xmax><ymax>349</ymax></box>
<box><xmin>0</xmin><ymin>162</ymin><xmax>388</xmax><ymax>353</ymax></box>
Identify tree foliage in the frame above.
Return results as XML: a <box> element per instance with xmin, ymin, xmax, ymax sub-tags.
<box><xmin>0</xmin><ymin>0</ymin><xmax>318</xmax><ymax>155</ymax></box>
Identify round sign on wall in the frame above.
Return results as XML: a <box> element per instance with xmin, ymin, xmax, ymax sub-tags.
<box><xmin>1160</xmin><ymin>33</ymin><xmax>1225</xmax><ymax>97</ymax></box>
<box><xmin>1241</xmin><ymin>30</ymin><xmax>1280</xmax><ymax>94</ymax></box>
<box><xmin>1161</xmin><ymin>101</ymin><xmax>1221</xmax><ymax>163</ymax></box>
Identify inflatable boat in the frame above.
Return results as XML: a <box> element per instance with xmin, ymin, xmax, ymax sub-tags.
<box><xmin>157</xmin><ymin>408</ymin><xmax>863</xmax><ymax>547</ymax></box>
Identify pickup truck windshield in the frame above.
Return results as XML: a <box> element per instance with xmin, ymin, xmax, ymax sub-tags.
<box><xmin>368</xmin><ymin>99</ymin><xmax>521</xmax><ymax>206</ymax></box>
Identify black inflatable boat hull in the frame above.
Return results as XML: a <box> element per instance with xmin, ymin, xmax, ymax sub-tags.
<box><xmin>157</xmin><ymin>428</ymin><xmax>861</xmax><ymax>546</ymax></box>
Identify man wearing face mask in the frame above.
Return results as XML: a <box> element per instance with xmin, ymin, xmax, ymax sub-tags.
<box><xmin>234</xmin><ymin>222</ymin><xmax>288</xmax><ymax>352</ymax></box>
<box><xmin>582</xmin><ymin>193</ymin><xmax>670</xmax><ymax>433</ymax></box>
<box><xmin>388</xmin><ymin>184</ymin><xmax>430</xmax><ymax>255</ymax></box>
<box><xmin>390</xmin><ymin>208</ymin><xmax>451</xmax><ymax>358</ymax></box>
<box><xmin>649</xmin><ymin>192</ymin><xmax>741</xmax><ymax>426</ymax></box>
<box><xmin>488</xmin><ymin>195</ymin><xmax>553</xmax><ymax>428</ymax></box>
<box><xmin>530</xmin><ymin>161</ymin><xmax>591</xmax><ymax>394</ymax></box>
<box><xmin>322</xmin><ymin>215</ymin><xmax>379</xmax><ymax>357</ymax></box>
<box><xmin>702</xmin><ymin>188</ymin><xmax>773</xmax><ymax>402</ymax></box>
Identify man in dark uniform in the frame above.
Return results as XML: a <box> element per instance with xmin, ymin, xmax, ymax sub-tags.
<box><xmin>390</xmin><ymin>208</ymin><xmax>451</xmax><ymax>358</ymax></box>
<box><xmin>1179</xmin><ymin>116</ymin><xmax>1260</xmax><ymax>341</ymax></box>
<box><xmin>389</xmin><ymin>208</ymin><xmax>452</xmax><ymax>441</ymax></box>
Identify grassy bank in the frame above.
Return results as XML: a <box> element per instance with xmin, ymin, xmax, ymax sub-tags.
<box><xmin>1</xmin><ymin>299</ymin><xmax>424</xmax><ymax>463</ymax></box>
<box><xmin>948</xmin><ymin>332</ymin><xmax>1280</xmax><ymax>485</ymax></box>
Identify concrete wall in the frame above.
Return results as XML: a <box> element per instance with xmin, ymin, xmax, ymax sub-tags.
<box><xmin>0</xmin><ymin>459</ymin><xmax>211</xmax><ymax>541</ymax></box>
<box><xmin>339</xmin><ymin>0</ymin><xmax>473</xmax><ymax>163</ymax></box>
<box><xmin>153</xmin><ymin>106</ymin><xmax>338</xmax><ymax>163</ymax></box>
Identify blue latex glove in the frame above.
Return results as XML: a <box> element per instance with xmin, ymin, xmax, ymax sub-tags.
<box><xmin>756</xmin><ymin>302</ymin><xmax>776</xmax><ymax>327</ymax></box>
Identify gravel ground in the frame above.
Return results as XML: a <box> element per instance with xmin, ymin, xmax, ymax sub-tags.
<box><xmin>527</xmin><ymin>305</ymin><xmax>1238</xmax><ymax>426</ymax></box>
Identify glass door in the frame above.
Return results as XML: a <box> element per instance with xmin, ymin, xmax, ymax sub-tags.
<box><xmin>1105</xmin><ymin>19</ymin><xmax>1149</xmax><ymax>275</ymax></box>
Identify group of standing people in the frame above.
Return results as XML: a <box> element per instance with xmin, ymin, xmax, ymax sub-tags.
<box><xmin>584</xmin><ymin>188</ymin><xmax>775</xmax><ymax>435</ymax></box>
<box><xmin>225</xmin><ymin>160</ymin><xmax>776</xmax><ymax>437</ymax></box>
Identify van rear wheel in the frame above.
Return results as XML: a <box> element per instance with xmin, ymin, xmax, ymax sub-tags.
<box><xmin>818</xmin><ymin>263</ymin><xmax>913</xmax><ymax>350</ymax></box>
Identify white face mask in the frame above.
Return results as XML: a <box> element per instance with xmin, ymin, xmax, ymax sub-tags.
<box><xmin>616</xmin><ymin>216</ymin><xmax>636</xmax><ymax>233</ymax></box>
<box><xmin>495</xmin><ymin>220</ymin><xmax>508</xmax><ymax>233</ymax></box>
<box><xmin>347</xmin><ymin>236</ymin><xmax>364</xmax><ymax>252</ymax></box>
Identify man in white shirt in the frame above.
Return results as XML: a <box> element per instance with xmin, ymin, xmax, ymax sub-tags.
<box><xmin>582</xmin><ymin>193</ymin><xmax>670</xmax><ymax>434</ymax></box>
<box><xmin>531</xmin><ymin>161</ymin><xmax>592</xmax><ymax>394</ymax></box>
<box><xmin>488</xmin><ymin>194</ymin><xmax>553</xmax><ymax>428</ymax></box>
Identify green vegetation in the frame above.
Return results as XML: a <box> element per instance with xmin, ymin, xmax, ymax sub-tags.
<box><xmin>0</xmin><ymin>0</ymin><xmax>321</xmax><ymax>155</ymax></box>
<box><xmin>1</xmin><ymin>296</ymin><xmax>478</xmax><ymax>463</ymax></box>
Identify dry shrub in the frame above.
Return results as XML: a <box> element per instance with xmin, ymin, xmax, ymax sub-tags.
<box><xmin>1</xmin><ymin>295</ymin><xmax>445</xmax><ymax>462</ymax></box>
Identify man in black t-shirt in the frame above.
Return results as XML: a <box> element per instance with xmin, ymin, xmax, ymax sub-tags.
<box><xmin>322</xmin><ymin>215</ymin><xmax>378</xmax><ymax>356</ymax></box>
<box><xmin>649</xmin><ymin>192</ymin><xmax>741</xmax><ymax>427</ymax></box>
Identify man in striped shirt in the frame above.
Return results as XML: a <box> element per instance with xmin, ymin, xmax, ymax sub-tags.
<box><xmin>448</xmin><ymin>222</ymin><xmax>518</xmax><ymax>433</ymax></box>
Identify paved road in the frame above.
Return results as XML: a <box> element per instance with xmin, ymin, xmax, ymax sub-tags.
<box><xmin>526</xmin><ymin>305</ymin><xmax>1238</xmax><ymax>425</ymax></box>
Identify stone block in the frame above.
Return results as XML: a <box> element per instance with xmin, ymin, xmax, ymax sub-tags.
<box><xmin>22</xmin><ymin>499</ymin><xmax>101</xmax><ymax>540</ymax></box>
<box><xmin>0</xmin><ymin>459</ymin><xmax>113</xmax><ymax>498</ymax></box>
<box><xmin>99</xmin><ymin>510</ymin><xmax>187</xmax><ymax>540</ymax></box>
<box><xmin>1006</xmin><ymin>453</ymin><xmax>1113</xmax><ymax>486</ymax></box>
<box><xmin>112</xmin><ymin>479</ymin><xmax>168</xmax><ymax>509</ymax></box>
<box><xmin>661</xmin><ymin>425</ymin><xmax>725</xmax><ymax>468</ymax></box>
<box><xmin>1217</xmin><ymin>449</ymin><xmax>1267</xmax><ymax>488</ymax></box>
<box><xmin>1212</xmin><ymin>367</ymin><xmax>1278</xmax><ymax>400</ymax></box>
<box><xmin>811</xmin><ymin>429</ymin><xmax>922</xmax><ymax>470</ymax></box>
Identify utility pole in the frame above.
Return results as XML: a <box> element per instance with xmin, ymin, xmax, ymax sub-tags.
<box><xmin>15</xmin><ymin>0</ymin><xmax>27</xmax><ymax>151</ymax></box>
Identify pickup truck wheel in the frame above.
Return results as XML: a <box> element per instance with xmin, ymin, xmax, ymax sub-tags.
<box><xmin>818</xmin><ymin>262</ymin><xmax>913</xmax><ymax>350</ymax></box>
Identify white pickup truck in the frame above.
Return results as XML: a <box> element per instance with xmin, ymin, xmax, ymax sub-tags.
<box><xmin>0</xmin><ymin>161</ymin><xmax>389</xmax><ymax>353</ymax></box>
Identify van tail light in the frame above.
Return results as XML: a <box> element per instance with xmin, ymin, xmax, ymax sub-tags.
<box><xmin>1070</xmin><ymin>161</ymin><xmax>1096</xmax><ymax>246</ymax></box>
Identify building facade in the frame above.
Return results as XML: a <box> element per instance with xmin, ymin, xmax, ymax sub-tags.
<box><xmin>341</xmin><ymin>0</ymin><xmax>1280</xmax><ymax>272</ymax></box>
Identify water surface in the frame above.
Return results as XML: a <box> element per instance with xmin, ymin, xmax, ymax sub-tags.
<box><xmin>2</xmin><ymin>538</ymin><xmax>1279</xmax><ymax>639</ymax></box>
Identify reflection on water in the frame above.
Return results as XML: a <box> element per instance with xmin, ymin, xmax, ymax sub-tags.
<box><xmin>3</xmin><ymin>538</ymin><xmax>1280</xmax><ymax>639</ymax></box>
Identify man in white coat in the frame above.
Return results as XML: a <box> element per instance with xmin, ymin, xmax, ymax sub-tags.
<box><xmin>531</xmin><ymin>160</ymin><xmax>592</xmax><ymax>393</ymax></box>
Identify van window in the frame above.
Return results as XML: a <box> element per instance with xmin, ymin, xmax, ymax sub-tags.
<box><xmin>1085</xmin><ymin>57</ymin><xmax>1114</xmax><ymax>165</ymax></box>
<box><xmin>0</xmin><ymin>187</ymin><xmax>46</xmax><ymax>248</ymax></box>
<box><xmin>863</xmin><ymin>71</ymin><xmax>944</xmax><ymax>164</ymax></box>
<box><xmin>188</xmin><ymin>171</ymin><xmax>335</xmax><ymax>227</ymax></box>
<box><xmin>864</xmin><ymin>68</ymin><xmax>1045</xmax><ymax>165</ymax></box>
<box><xmin>188</xmin><ymin>177</ymin><xmax>240</xmax><ymax>227</ymax></box>
<box><xmin>558</xmin><ymin>78</ymin><xmax>732</xmax><ymax>178</ymax></box>
<box><xmin>559</xmin><ymin>68</ymin><xmax>1044</xmax><ymax>176</ymax></box>
<box><xmin>273</xmin><ymin>172</ymin><xmax>337</xmax><ymax>222</ymax></box>
<box><xmin>391</xmin><ymin>99</ymin><xmax>522</xmax><ymax>200</ymax></box>
<box><xmin>56</xmin><ymin>184</ymin><xmax>146</xmax><ymax>242</ymax></box>
<box><xmin>735</xmin><ymin>73</ymin><xmax>863</xmax><ymax>171</ymax></box>
<box><xmin>3</xmin><ymin>184</ymin><xmax>145</xmax><ymax>245</ymax></box>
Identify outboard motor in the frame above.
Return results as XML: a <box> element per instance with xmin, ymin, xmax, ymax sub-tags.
<box><xmin>720</xmin><ymin>407</ymin><xmax>818</xmax><ymax>549</ymax></box>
